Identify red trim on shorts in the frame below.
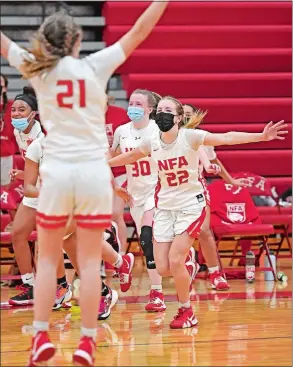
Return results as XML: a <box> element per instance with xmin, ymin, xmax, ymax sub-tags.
<box><xmin>121</xmin><ymin>180</ymin><xmax>127</xmax><ymax>189</ymax></box>
<box><xmin>74</xmin><ymin>214</ymin><xmax>112</xmax><ymax>220</ymax></box>
<box><xmin>187</xmin><ymin>208</ymin><xmax>206</xmax><ymax>239</ymax></box>
<box><xmin>36</xmin><ymin>212</ymin><xmax>70</xmax><ymax>229</ymax></box>
<box><xmin>154</xmin><ymin>176</ymin><xmax>161</xmax><ymax>208</ymax></box>
<box><xmin>199</xmin><ymin>175</ymin><xmax>210</xmax><ymax>206</ymax></box>
<box><xmin>36</xmin><ymin>218</ymin><xmax>68</xmax><ymax>229</ymax></box>
<box><xmin>76</xmin><ymin>221</ymin><xmax>112</xmax><ymax>229</ymax></box>
<box><xmin>75</xmin><ymin>214</ymin><xmax>112</xmax><ymax>229</ymax></box>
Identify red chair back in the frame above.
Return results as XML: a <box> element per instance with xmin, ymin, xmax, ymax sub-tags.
<box><xmin>9</xmin><ymin>180</ymin><xmax>24</xmax><ymax>204</ymax></box>
<box><xmin>231</xmin><ymin>172</ymin><xmax>273</xmax><ymax>196</ymax></box>
<box><xmin>13</xmin><ymin>154</ymin><xmax>25</xmax><ymax>170</ymax></box>
<box><xmin>0</xmin><ymin>187</ymin><xmax>17</xmax><ymax>211</ymax></box>
<box><xmin>209</xmin><ymin>180</ymin><xmax>261</xmax><ymax>226</ymax></box>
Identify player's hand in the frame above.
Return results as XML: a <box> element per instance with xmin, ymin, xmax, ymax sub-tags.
<box><xmin>114</xmin><ymin>186</ymin><xmax>134</xmax><ymax>207</ymax></box>
<box><xmin>9</xmin><ymin>169</ymin><xmax>24</xmax><ymax>181</ymax></box>
<box><xmin>231</xmin><ymin>178</ymin><xmax>250</xmax><ymax>187</ymax></box>
<box><xmin>262</xmin><ymin>120</ymin><xmax>288</xmax><ymax>141</ymax></box>
<box><xmin>204</xmin><ymin>164</ymin><xmax>221</xmax><ymax>175</ymax></box>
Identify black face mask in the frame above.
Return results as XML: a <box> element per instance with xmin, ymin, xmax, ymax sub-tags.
<box><xmin>184</xmin><ymin>117</ymin><xmax>191</xmax><ymax>125</ymax></box>
<box><xmin>155</xmin><ymin>112</ymin><xmax>175</xmax><ymax>132</ymax></box>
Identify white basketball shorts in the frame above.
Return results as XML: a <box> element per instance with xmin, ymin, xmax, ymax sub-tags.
<box><xmin>153</xmin><ymin>204</ymin><xmax>206</xmax><ymax>243</ymax></box>
<box><xmin>37</xmin><ymin>158</ymin><xmax>113</xmax><ymax>229</ymax></box>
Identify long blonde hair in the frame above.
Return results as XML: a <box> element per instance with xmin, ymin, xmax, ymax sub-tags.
<box><xmin>20</xmin><ymin>11</ymin><xmax>81</xmax><ymax>79</ymax></box>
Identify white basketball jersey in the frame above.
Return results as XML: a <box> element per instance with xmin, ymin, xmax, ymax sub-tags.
<box><xmin>14</xmin><ymin>120</ymin><xmax>44</xmax><ymax>160</ymax></box>
<box><xmin>116</xmin><ymin>120</ymin><xmax>159</xmax><ymax>207</ymax></box>
<box><xmin>150</xmin><ymin>129</ymin><xmax>206</xmax><ymax>211</ymax></box>
<box><xmin>8</xmin><ymin>42</ymin><xmax>126</xmax><ymax>162</ymax></box>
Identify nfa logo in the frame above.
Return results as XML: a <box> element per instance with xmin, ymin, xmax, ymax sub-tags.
<box><xmin>226</xmin><ymin>203</ymin><xmax>246</xmax><ymax>223</ymax></box>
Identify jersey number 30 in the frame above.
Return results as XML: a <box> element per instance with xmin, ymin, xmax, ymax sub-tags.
<box><xmin>56</xmin><ymin>80</ymin><xmax>86</xmax><ymax>108</ymax></box>
<box><xmin>132</xmin><ymin>161</ymin><xmax>151</xmax><ymax>177</ymax></box>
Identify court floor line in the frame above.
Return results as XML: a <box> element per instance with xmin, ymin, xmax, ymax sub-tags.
<box><xmin>1</xmin><ymin>290</ymin><xmax>291</xmax><ymax>310</ymax></box>
<box><xmin>1</xmin><ymin>336</ymin><xmax>291</xmax><ymax>354</ymax></box>
<box><xmin>118</xmin><ymin>290</ymin><xmax>292</xmax><ymax>304</ymax></box>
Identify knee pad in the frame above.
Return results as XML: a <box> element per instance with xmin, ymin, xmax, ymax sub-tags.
<box><xmin>140</xmin><ymin>226</ymin><xmax>156</xmax><ymax>269</ymax></box>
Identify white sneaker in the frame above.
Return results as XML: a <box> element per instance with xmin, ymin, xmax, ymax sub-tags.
<box><xmin>53</xmin><ymin>284</ymin><xmax>72</xmax><ymax>310</ymax></box>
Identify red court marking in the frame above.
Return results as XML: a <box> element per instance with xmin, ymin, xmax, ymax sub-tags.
<box><xmin>118</xmin><ymin>291</ymin><xmax>292</xmax><ymax>304</ymax></box>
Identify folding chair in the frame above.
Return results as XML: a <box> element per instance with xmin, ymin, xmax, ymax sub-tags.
<box><xmin>209</xmin><ymin>180</ymin><xmax>277</xmax><ymax>281</ymax></box>
<box><xmin>232</xmin><ymin>172</ymin><xmax>292</xmax><ymax>259</ymax></box>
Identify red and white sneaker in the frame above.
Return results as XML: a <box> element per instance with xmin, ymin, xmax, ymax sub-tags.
<box><xmin>185</xmin><ymin>261</ymin><xmax>200</xmax><ymax>292</ymax></box>
<box><xmin>145</xmin><ymin>290</ymin><xmax>167</xmax><ymax>312</ymax></box>
<box><xmin>98</xmin><ymin>288</ymin><xmax>118</xmax><ymax>320</ymax></box>
<box><xmin>210</xmin><ymin>271</ymin><xmax>230</xmax><ymax>291</ymax></box>
<box><xmin>73</xmin><ymin>336</ymin><xmax>96</xmax><ymax>366</ymax></box>
<box><xmin>170</xmin><ymin>306</ymin><xmax>198</xmax><ymax>329</ymax></box>
<box><xmin>186</xmin><ymin>247</ymin><xmax>196</xmax><ymax>263</ymax></box>
<box><xmin>118</xmin><ymin>253</ymin><xmax>135</xmax><ymax>292</ymax></box>
<box><xmin>27</xmin><ymin>331</ymin><xmax>55</xmax><ymax>366</ymax></box>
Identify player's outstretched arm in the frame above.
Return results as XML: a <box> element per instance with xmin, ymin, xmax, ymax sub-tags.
<box><xmin>119</xmin><ymin>1</ymin><xmax>169</xmax><ymax>58</ymax></box>
<box><xmin>109</xmin><ymin>148</ymin><xmax>147</xmax><ymax>168</ymax></box>
<box><xmin>203</xmin><ymin>120</ymin><xmax>287</xmax><ymax>147</ymax></box>
<box><xmin>0</xmin><ymin>32</ymin><xmax>12</xmax><ymax>59</ymax></box>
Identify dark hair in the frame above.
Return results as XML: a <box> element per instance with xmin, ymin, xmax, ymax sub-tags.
<box><xmin>183</xmin><ymin>103</ymin><xmax>208</xmax><ymax>129</ymax></box>
<box><xmin>14</xmin><ymin>86</ymin><xmax>38</xmax><ymax>111</ymax></box>
<box><xmin>20</xmin><ymin>11</ymin><xmax>81</xmax><ymax>79</ymax></box>
<box><xmin>183</xmin><ymin>103</ymin><xmax>198</xmax><ymax>114</ymax></box>
<box><xmin>0</xmin><ymin>73</ymin><xmax>9</xmax><ymax>113</ymax></box>
<box><xmin>149</xmin><ymin>91</ymin><xmax>162</xmax><ymax>120</ymax></box>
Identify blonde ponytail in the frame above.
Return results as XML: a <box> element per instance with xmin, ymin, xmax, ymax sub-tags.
<box><xmin>184</xmin><ymin>109</ymin><xmax>208</xmax><ymax>129</ymax></box>
<box><xmin>20</xmin><ymin>11</ymin><xmax>81</xmax><ymax>79</ymax></box>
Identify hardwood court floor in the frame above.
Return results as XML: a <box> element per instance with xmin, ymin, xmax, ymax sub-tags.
<box><xmin>1</xmin><ymin>258</ymin><xmax>292</xmax><ymax>366</ymax></box>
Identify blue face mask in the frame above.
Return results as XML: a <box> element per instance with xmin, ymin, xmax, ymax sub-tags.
<box><xmin>11</xmin><ymin>117</ymin><xmax>30</xmax><ymax>132</ymax></box>
<box><xmin>127</xmin><ymin>106</ymin><xmax>145</xmax><ymax>122</ymax></box>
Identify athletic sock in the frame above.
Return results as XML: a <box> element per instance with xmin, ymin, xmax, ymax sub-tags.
<box><xmin>208</xmin><ymin>266</ymin><xmax>219</xmax><ymax>274</ymax></box>
<box><xmin>151</xmin><ymin>285</ymin><xmax>163</xmax><ymax>292</ymax></box>
<box><xmin>81</xmin><ymin>327</ymin><xmax>97</xmax><ymax>340</ymax></box>
<box><xmin>101</xmin><ymin>281</ymin><xmax>110</xmax><ymax>297</ymax></box>
<box><xmin>113</xmin><ymin>254</ymin><xmax>123</xmax><ymax>269</ymax></box>
<box><xmin>179</xmin><ymin>301</ymin><xmax>191</xmax><ymax>309</ymax></box>
<box><xmin>21</xmin><ymin>273</ymin><xmax>34</xmax><ymax>286</ymax></box>
<box><xmin>33</xmin><ymin>321</ymin><xmax>49</xmax><ymax>336</ymax></box>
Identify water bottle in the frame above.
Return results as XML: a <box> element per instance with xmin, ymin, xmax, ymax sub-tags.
<box><xmin>277</xmin><ymin>271</ymin><xmax>288</xmax><ymax>282</ymax></box>
<box><xmin>264</xmin><ymin>251</ymin><xmax>276</xmax><ymax>281</ymax></box>
<box><xmin>245</xmin><ymin>251</ymin><xmax>255</xmax><ymax>283</ymax></box>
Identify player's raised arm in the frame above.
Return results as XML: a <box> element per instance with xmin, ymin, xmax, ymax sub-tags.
<box><xmin>0</xmin><ymin>32</ymin><xmax>12</xmax><ymax>59</ymax></box>
<box><xmin>119</xmin><ymin>1</ymin><xmax>169</xmax><ymax>58</ymax></box>
<box><xmin>203</xmin><ymin>120</ymin><xmax>287</xmax><ymax>147</ymax></box>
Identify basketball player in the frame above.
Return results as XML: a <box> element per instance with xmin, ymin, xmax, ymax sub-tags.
<box><xmin>23</xmin><ymin>136</ymin><xmax>133</xmax><ymax>318</ymax></box>
<box><xmin>7</xmin><ymin>87</ymin><xmax>46</xmax><ymax>303</ymax></box>
<box><xmin>108</xmin><ymin>95</ymin><xmax>287</xmax><ymax>329</ymax></box>
<box><xmin>1</xmin><ymin>1</ymin><xmax>169</xmax><ymax>364</ymax></box>
<box><xmin>111</xmin><ymin>89</ymin><xmax>167</xmax><ymax>312</ymax></box>
<box><xmin>183</xmin><ymin>104</ymin><xmax>249</xmax><ymax>288</ymax></box>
